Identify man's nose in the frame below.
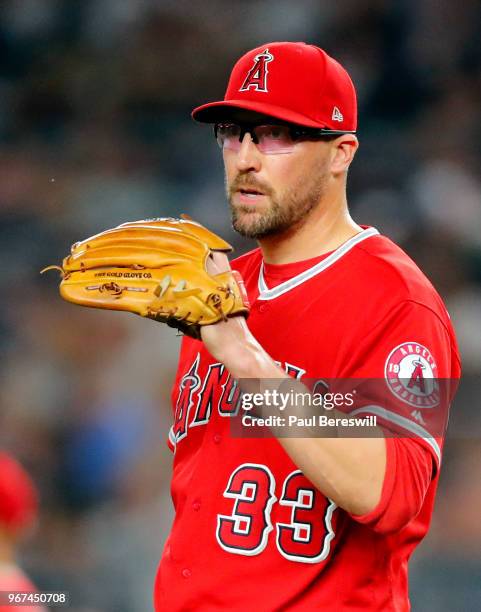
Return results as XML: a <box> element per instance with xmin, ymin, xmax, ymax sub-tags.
<box><xmin>235</xmin><ymin>132</ymin><xmax>262</xmax><ymax>173</ymax></box>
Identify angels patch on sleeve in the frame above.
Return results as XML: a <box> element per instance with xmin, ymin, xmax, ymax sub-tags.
<box><xmin>384</xmin><ymin>342</ymin><xmax>440</xmax><ymax>408</ymax></box>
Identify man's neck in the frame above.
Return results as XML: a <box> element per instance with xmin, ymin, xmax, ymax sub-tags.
<box><xmin>258</xmin><ymin>199</ymin><xmax>363</xmax><ymax>265</ymax></box>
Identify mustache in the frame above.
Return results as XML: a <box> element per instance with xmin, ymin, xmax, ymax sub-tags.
<box><xmin>229</xmin><ymin>174</ymin><xmax>272</xmax><ymax>197</ymax></box>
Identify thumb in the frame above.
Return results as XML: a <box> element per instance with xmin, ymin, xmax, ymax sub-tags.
<box><xmin>206</xmin><ymin>251</ymin><xmax>231</xmax><ymax>275</ymax></box>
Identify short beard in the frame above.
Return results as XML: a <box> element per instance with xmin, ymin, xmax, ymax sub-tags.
<box><xmin>227</xmin><ymin>170</ymin><xmax>327</xmax><ymax>240</ymax></box>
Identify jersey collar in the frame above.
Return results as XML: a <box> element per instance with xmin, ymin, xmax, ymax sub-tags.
<box><xmin>257</xmin><ymin>227</ymin><xmax>380</xmax><ymax>300</ymax></box>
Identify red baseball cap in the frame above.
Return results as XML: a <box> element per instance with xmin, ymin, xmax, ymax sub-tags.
<box><xmin>0</xmin><ymin>453</ymin><xmax>38</xmax><ymax>533</ymax></box>
<box><xmin>192</xmin><ymin>41</ymin><xmax>357</xmax><ymax>132</ymax></box>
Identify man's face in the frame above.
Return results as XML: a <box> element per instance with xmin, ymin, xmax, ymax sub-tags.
<box><xmin>223</xmin><ymin>127</ymin><xmax>333</xmax><ymax>239</ymax></box>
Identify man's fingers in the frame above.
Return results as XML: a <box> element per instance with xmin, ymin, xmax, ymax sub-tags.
<box><xmin>206</xmin><ymin>251</ymin><xmax>231</xmax><ymax>275</ymax></box>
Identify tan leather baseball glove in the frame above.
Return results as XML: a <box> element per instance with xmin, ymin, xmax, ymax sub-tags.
<box><xmin>41</xmin><ymin>216</ymin><xmax>250</xmax><ymax>339</ymax></box>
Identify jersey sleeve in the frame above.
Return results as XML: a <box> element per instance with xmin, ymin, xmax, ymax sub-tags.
<box><xmin>349</xmin><ymin>436</ymin><xmax>434</xmax><ymax>534</ymax></box>
<box><xmin>340</xmin><ymin>299</ymin><xmax>460</xmax><ymax>470</ymax></box>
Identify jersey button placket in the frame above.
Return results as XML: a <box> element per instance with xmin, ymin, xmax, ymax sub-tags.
<box><xmin>181</xmin><ymin>568</ymin><xmax>192</xmax><ymax>579</ymax></box>
<box><xmin>213</xmin><ymin>433</ymin><xmax>222</xmax><ymax>444</ymax></box>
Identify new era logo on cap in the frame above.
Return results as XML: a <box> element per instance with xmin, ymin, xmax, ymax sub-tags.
<box><xmin>192</xmin><ymin>41</ymin><xmax>357</xmax><ymax>132</ymax></box>
<box><xmin>332</xmin><ymin>106</ymin><xmax>343</xmax><ymax>122</ymax></box>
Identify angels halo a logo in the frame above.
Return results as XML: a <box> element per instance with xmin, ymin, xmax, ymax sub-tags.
<box><xmin>385</xmin><ymin>342</ymin><xmax>440</xmax><ymax>408</ymax></box>
<box><xmin>239</xmin><ymin>48</ymin><xmax>274</xmax><ymax>93</ymax></box>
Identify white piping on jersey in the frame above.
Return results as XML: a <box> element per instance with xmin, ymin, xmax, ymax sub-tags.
<box><xmin>168</xmin><ymin>426</ymin><xmax>176</xmax><ymax>451</ymax></box>
<box><xmin>350</xmin><ymin>405</ymin><xmax>441</xmax><ymax>466</ymax></box>
<box><xmin>257</xmin><ymin>227</ymin><xmax>380</xmax><ymax>300</ymax></box>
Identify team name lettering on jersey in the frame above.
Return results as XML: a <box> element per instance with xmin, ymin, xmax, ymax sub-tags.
<box><xmin>172</xmin><ymin>353</ymin><xmax>305</xmax><ymax>444</ymax></box>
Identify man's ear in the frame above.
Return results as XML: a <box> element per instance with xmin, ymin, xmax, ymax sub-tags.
<box><xmin>330</xmin><ymin>135</ymin><xmax>359</xmax><ymax>175</ymax></box>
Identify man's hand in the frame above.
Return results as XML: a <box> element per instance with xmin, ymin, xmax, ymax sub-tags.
<box><xmin>201</xmin><ymin>252</ymin><xmax>262</xmax><ymax>367</ymax></box>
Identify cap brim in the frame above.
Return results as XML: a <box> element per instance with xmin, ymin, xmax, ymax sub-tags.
<box><xmin>191</xmin><ymin>99</ymin><xmax>327</xmax><ymax>128</ymax></box>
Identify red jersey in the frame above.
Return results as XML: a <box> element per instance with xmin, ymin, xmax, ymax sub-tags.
<box><xmin>155</xmin><ymin>227</ymin><xmax>461</xmax><ymax>611</ymax></box>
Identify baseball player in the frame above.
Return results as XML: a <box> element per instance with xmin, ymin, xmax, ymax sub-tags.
<box><xmin>153</xmin><ymin>42</ymin><xmax>461</xmax><ymax>610</ymax></box>
<box><xmin>44</xmin><ymin>41</ymin><xmax>461</xmax><ymax>610</ymax></box>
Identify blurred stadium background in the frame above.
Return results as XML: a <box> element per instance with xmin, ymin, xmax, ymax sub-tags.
<box><xmin>0</xmin><ymin>1</ymin><xmax>480</xmax><ymax>610</ymax></box>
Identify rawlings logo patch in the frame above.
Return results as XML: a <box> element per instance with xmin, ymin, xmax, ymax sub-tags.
<box><xmin>239</xmin><ymin>48</ymin><xmax>274</xmax><ymax>92</ymax></box>
<box><xmin>385</xmin><ymin>342</ymin><xmax>440</xmax><ymax>407</ymax></box>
